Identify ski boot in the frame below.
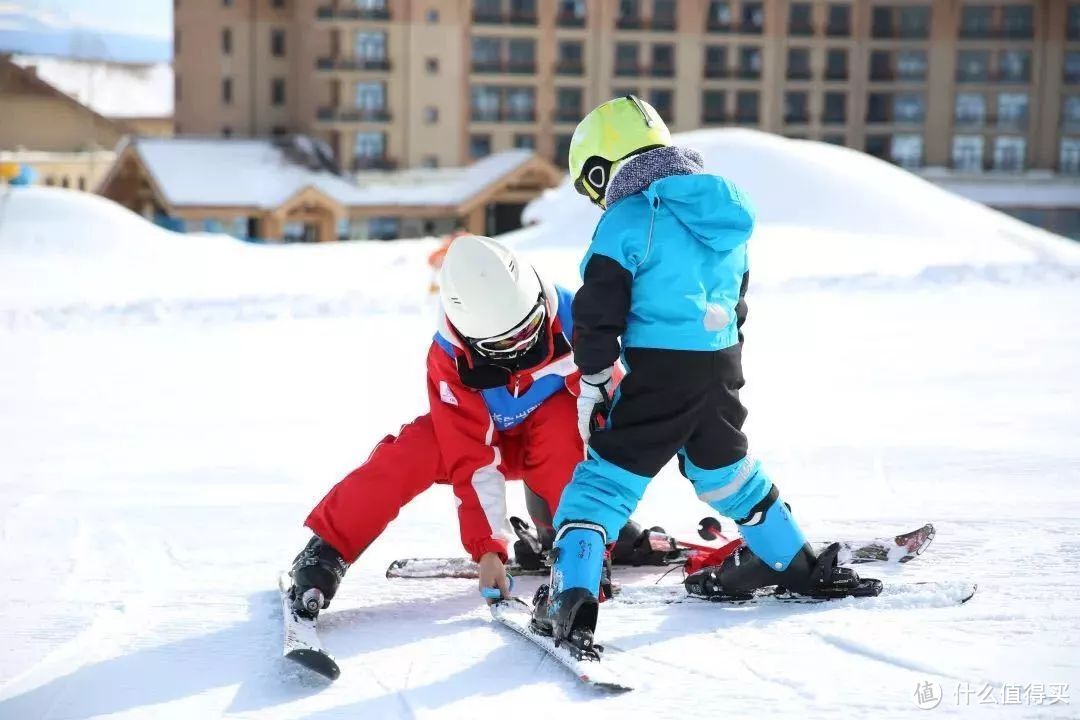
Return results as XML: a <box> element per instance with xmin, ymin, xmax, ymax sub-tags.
<box><xmin>510</xmin><ymin>516</ymin><xmax>547</xmax><ymax>571</ymax></box>
<box><xmin>610</xmin><ymin>520</ymin><xmax>681</xmax><ymax>567</ymax></box>
<box><xmin>685</xmin><ymin>542</ymin><xmax>882</xmax><ymax>600</ymax></box>
<box><xmin>530</xmin><ymin>522</ymin><xmax>606</xmax><ymax>660</ymax></box>
<box><xmin>288</xmin><ymin>535</ymin><xmax>350</xmax><ymax>619</ymax></box>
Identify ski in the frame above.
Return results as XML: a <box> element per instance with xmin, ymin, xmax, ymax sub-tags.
<box><xmin>385</xmin><ymin>522</ymin><xmax>936</xmax><ymax>580</ymax></box>
<box><xmin>277</xmin><ymin>572</ymin><xmax>341</xmax><ymax>681</ymax></box>
<box><xmin>614</xmin><ymin>579</ymin><xmax>977</xmax><ymax>608</ymax></box>
<box><xmin>488</xmin><ymin>598</ymin><xmax>633</xmax><ymax>693</ymax></box>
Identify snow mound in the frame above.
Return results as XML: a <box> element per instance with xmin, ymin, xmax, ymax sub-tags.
<box><xmin>510</xmin><ymin>130</ymin><xmax>1079</xmax><ymax>287</ymax></box>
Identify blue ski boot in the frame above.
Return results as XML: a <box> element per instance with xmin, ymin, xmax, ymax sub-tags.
<box><xmin>530</xmin><ymin>522</ymin><xmax>606</xmax><ymax>659</ymax></box>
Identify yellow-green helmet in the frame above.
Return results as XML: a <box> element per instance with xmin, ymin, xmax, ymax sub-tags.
<box><xmin>569</xmin><ymin>95</ymin><xmax>672</xmax><ymax>209</ymax></box>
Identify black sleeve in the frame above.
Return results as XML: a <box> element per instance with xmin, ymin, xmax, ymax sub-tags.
<box><xmin>572</xmin><ymin>254</ymin><xmax>632</xmax><ymax>376</ymax></box>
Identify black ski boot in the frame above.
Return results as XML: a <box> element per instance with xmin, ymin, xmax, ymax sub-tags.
<box><xmin>610</xmin><ymin>520</ymin><xmax>681</xmax><ymax>567</ymax></box>
<box><xmin>684</xmin><ymin>542</ymin><xmax>881</xmax><ymax>600</ymax></box>
<box><xmin>289</xmin><ymin>535</ymin><xmax>350</xmax><ymax>619</ymax></box>
<box><xmin>530</xmin><ymin>584</ymin><xmax>602</xmax><ymax>660</ymax></box>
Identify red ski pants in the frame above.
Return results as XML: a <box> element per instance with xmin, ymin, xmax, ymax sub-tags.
<box><xmin>305</xmin><ymin>389</ymin><xmax>582</xmax><ymax>562</ymax></box>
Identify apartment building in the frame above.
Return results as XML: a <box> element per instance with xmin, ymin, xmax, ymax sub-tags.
<box><xmin>173</xmin><ymin>0</ymin><xmax>1080</xmax><ymax>179</ymax></box>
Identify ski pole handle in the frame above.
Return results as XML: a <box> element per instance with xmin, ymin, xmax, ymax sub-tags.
<box><xmin>480</xmin><ymin>574</ymin><xmax>515</xmax><ymax>600</ymax></box>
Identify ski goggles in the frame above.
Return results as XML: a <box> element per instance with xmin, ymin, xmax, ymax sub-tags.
<box><xmin>573</xmin><ymin>144</ymin><xmax>666</xmax><ymax>210</ymax></box>
<box><xmin>471</xmin><ymin>297</ymin><xmax>547</xmax><ymax>359</ymax></box>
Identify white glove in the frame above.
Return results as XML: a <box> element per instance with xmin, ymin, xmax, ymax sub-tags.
<box><xmin>577</xmin><ymin>368</ymin><xmax>614</xmax><ymax>448</ymax></box>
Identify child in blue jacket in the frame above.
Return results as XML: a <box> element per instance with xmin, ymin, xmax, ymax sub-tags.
<box><xmin>531</xmin><ymin>96</ymin><xmax>871</xmax><ymax>652</ymax></box>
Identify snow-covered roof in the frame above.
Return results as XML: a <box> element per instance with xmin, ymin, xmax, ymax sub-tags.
<box><xmin>352</xmin><ymin>150</ymin><xmax>537</xmax><ymax>207</ymax></box>
<box><xmin>125</xmin><ymin>136</ymin><xmax>366</xmax><ymax>209</ymax></box>
<box><xmin>12</xmin><ymin>54</ymin><xmax>172</xmax><ymax>119</ymax></box>
<box><xmin>918</xmin><ymin>167</ymin><xmax>1080</xmax><ymax>208</ymax></box>
<box><xmin>122</xmin><ymin>137</ymin><xmax>543</xmax><ymax>211</ymax></box>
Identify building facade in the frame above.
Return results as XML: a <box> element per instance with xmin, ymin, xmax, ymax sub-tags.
<box><xmin>173</xmin><ymin>0</ymin><xmax>1080</xmax><ymax>178</ymax></box>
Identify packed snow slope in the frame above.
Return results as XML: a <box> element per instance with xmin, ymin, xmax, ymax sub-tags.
<box><xmin>1</xmin><ymin>133</ymin><xmax>1079</xmax><ymax>720</ymax></box>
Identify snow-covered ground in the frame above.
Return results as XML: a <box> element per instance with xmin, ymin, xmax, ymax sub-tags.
<box><xmin>1</xmin><ymin>132</ymin><xmax>1079</xmax><ymax>719</ymax></box>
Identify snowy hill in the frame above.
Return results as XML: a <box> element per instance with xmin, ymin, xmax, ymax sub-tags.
<box><xmin>0</xmin><ymin>138</ymin><xmax>1078</xmax><ymax>718</ymax></box>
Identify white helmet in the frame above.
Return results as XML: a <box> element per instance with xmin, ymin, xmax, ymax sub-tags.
<box><xmin>440</xmin><ymin>235</ymin><xmax>545</xmax><ymax>359</ymax></box>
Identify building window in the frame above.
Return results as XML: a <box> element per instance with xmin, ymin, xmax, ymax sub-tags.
<box><xmin>956</xmin><ymin>50</ymin><xmax>991</xmax><ymax>82</ymax></box>
<box><xmin>735</xmin><ymin>90</ymin><xmax>759</xmax><ymax>123</ymax></box>
<box><xmin>472</xmin><ymin>37</ymin><xmax>502</xmax><ymax>72</ymax></box>
<box><xmin>825</xmin><ymin>49</ymin><xmax>847</xmax><ymax>80</ymax></box>
<box><xmin>954</xmin><ymin>93</ymin><xmax>986</xmax><ymax>126</ymax></box>
<box><xmin>1070</xmin><ymin>4</ymin><xmax>1080</xmax><ymax>40</ymax></box>
<box><xmin>422</xmin><ymin>155</ymin><xmax>439</xmax><ymax>168</ymax></box>
<box><xmin>505</xmin><ymin>87</ymin><xmax>536</xmax><ymax>121</ymax></box>
<box><xmin>993</xmin><ymin>136</ymin><xmax>1026</xmax><ymax>171</ymax></box>
<box><xmin>615</xmin><ymin>43</ymin><xmax>639</xmax><ymax>76</ymax></box>
<box><xmin>424</xmin><ymin>105</ymin><xmax>438</xmax><ymax>123</ymax></box>
<box><xmin>896</xmin><ymin>50</ymin><xmax>927</xmax><ymax>81</ymax></box>
<box><xmin>222</xmin><ymin>27</ymin><xmax>232</xmax><ymax>55</ymax></box>
<box><xmin>823</xmin><ymin>91</ymin><xmax>846</xmax><ymax>123</ymax></box>
<box><xmin>784</xmin><ymin>91</ymin><xmax>809</xmax><ymax>123</ymax></box>
<box><xmin>651</xmin><ymin>44</ymin><xmax>675</xmax><ymax>77</ymax></box>
<box><xmin>355</xmin><ymin>82</ymin><xmax>386</xmax><ymax>115</ymax></box>
<box><xmin>998</xmin><ymin>50</ymin><xmax>1031</xmax><ymax>83</ymax></box>
<box><xmin>222</xmin><ymin>76</ymin><xmax>233</xmax><ymax>104</ymax></box>
<box><xmin>1066</xmin><ymin>53</ymin><xmax>1080</xmax><ymax>84</ymax></box>
<box><xmin>1060</xmin><ymin>138</ymin><xmax>1080</xmax><ymax>174</ymax></box>
<box><xmin>649</xmin><ymin>89</ymin><xmax>673</xmax><ymax>122</ymax></box>
<box><xmin>78</xmin><ymin>177</ymin><xmax>86</xmax><ymax>191</ymax></box>
<box><xmin>272</xmin><ymin>125</ymin><xmax>287</xmax><ymax>136</ymax></box>
<box><xmin>471</xmin><ymin>86</ymin><xmax>501</xmax><ymax>121</ymax></box>
<box><xmin>509</xmin><ymin>0</ymin><xmax>537</xmax><ymax>24</ymax></box>
<box><xmin>997</xmin><ymin>92</ymin><xmax>1029</xmax><ymax>130</ymax></box>
<box><xmin>355</xmin><ymin>31</ymin><xmax>387</xmax><ymax>63</ymax></box>
<box><xmin>557</xmin><ymin>0</ymin><xmax>586</xmax><ymax>27</ymax></box>
<box><xmin>556</xmin><ymin>87</ymin><xmax>583</xmax><ymax>122</ymax></box>
<box><xmin>653</xmin><ymin>0</ymin><xmax>677</xmax><ymax>30</ymax></box>
<box><xmin>952</xmin><ymin>135</ymin><xmax>984</xmax><ymax>171</ymax></box>
<box><xmin>826</xmin><ymin>3</ymin><xmax>851</xmax><ymax>36</ymax></box>
<box><xmin>707</xmin><ymin>1</ymin><xmax>732</xmax><ymax>31</ymax></box>
<box><xmin>959</xmin><ymin>6</ymin><xmax>993</xmax><ymax>39</ymax></box>
<box><xmin>223</xmin><ymin>125</ymin><xmax>233</xmax><ymax>137</ymax></box>
<box><xmin>894</xmin><ymin>93</ymin><xmax>926</xmax><ymax>123</ymax></box>
<box><xmin>514</xmin><ymin>134</ymin><xmax>535</xmax><ymax>150</ymax></box>
<box><xmin>554</xmin><ymin>134</ymin><xmax>573</xmax><ymax>167</ymax></box>
<box><xmin>702</xmin><ymin>90</ymin><xmax>726</xmax><ymax>123</ymax></box>
<box><xmin>557</xmin><ymin>41</ymin><xmax>584</xmax><ymax>75</ymax></box>
<box><xmin>427</xmin><ymin>9</ymin><xmax>439</xmax><ymax>22</ymax></box>
<box><xmin>271</xmin><ymin>0</ymin><xmax>285</xmax><ymax>7</ymax></box>
<box><xmin>897</xmin><ymin>6</ymin><xmax>930</xmax><ymax>38</ymax></box>
<box><xmin>271</xmin><ymin>77</ymin><xmax>286</xmax><ymax>106</ymax></box>
<box><xmin>890</xmin><ymin>134</ymin><xmax>923</xmax><ymax>168</ymax></box>
<box><xmin>823</xmin><ymin>134</ymin><xmax>845</xmax><ymax>145</ymax></box>
<box><xmin>705</xmin><ymin>46</ymin><xmax>728</xmax><ymax>77</ymax></box>
<box><xmin>739</xmin><ymin>46</ymin><xmax>762</xmax><ymax>79</ymax></box>
<box><xmin>368</xmin><ymin>218</ymin><xmax>399</xmax><ymax>241</ymax></box>
<box><xmin>1064</xmin><ymin>96</ymin><xmax>1080</xmax><ymax>130</ymax></box>
<box><xmin>507</xmin><ymin>38</ymin><xmax>536</xmax><ymax>73</ymax></box>
<box><xmin>741</xmin><ymin>2</ymin><xmax>764</xmax><ymax>33</ymax></box>
<box><xmin>617</xmin><ymin>0</ymin><xmax>642</xmax><ymax>28</ymax></box>
<box><xmin>787</xmin><ymin>47</ymin><xmax>810</xmax><ymax>80</ymax></box>
<box><xmin>271</xmin><ymin>28</ymin><xmax>286</xmax><ymax>57</ymax></box>
<box><xmin>789</xmin><ymin>3</ymin><xmax>812</xmax><ymax>35</ymax></box>
<box><xmin>1001</xmin><ymin>5</ymin><xmax>1034</xmax><ymax>39</ymax></box>
<box><xmin>426</xmin><ymin>57</ymin><xmax>439</xmax><ymax>74</ymax></box>
<box><xmin>470</xmin><ymin>134</ymin><xmax>492</xmax><ymax>159</ymax></box>
<box><xmin>223</xmin><ymin>0</ymin><xmax>232</xmax><ymax>5</ymax></box>
<box><xmin>354</xmin><ymin>132</ymin><xmax>386</xmax><ymax>167</ymax></box>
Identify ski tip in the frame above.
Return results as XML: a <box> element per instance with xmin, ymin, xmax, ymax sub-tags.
<box><xmin>385</xmin><ymin>559</ymin><xmax>405</xmax><ymax>578</ymax></box>
<box><xmin>959</xmin><ymin>582</ymin><xmax>978</xmax><ymax>604</ymax></box>
<box><xmin>286</xmin><ymin>648</ymin><xmax>341</xmax><ymax>681</ymax></box>
<box><xmin>585</xmin><ymin>676</ymin><xmax>634</xmax><ymax>693</ymax></box>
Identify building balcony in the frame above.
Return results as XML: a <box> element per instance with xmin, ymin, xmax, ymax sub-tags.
<box><xmin>702</xmin><ymin>111</ymin><xmax>728</xmax><ymax>124</ymax></box>
<box><xmin>706</xmin><ymin>20</ymin><xmax>732</xmax><ymax>33</ymax></box>
<box><xmin>555</xmin><ymin>60</ymin><xmax>585</xmax><ymax>75</ymax></box>
<box><xmin>704</xmin><ymin>65</ymin><xmax>730</xmax><ymax>79</ymax></box>
<box><xmin>784</xmin><ymin>113</ymin><xmax>809</xmax><ymax>124</ymax></box>
<box><xmin>736</xmin><ymin>68</ymin><xmax>762</xmax><ymax>80</ymax></box>
<box><xmin>316</xmin><ymin>5</ymin><xmax>390</xmax><ymax>21</ymax></box>
<box><xmin>470</xmin><ymin>109</ymin><xmax>537</xmax><ymax>123</ymax></box>
<box><xmin>824</xmin><ymin>68</ymin><xmax>849</xmax><ymax>81</ymax></box>
<box><xmin>822</xmin><ymin>114</ymin><xmax>847</xmax><ymax>125</ymax></box>
<box><xmin>614</xmin><ymin>63</ymin><xmax>642</xmax><ymax>77</ymax></box>
<box><xmin>869</xmin><ymin>68</ymin><xmax>895</xmax><ymax>81</ymax></box>
<box><xmin>556</xmin><ymin>13</ymin><xmax>586</xmax><ymax>28</ymax></box>
<box><xmin>826</xmin><ymin>23</ymin><xmax>851</xmax><ymax>37</ymax></box>
<box><xmin>650</xmin><ymin>18</ymin><xmax>677</xmax><ymax>31</ymax></box>
<box><xmin>316</xmin><ymin>56</ymin><xmax>391</xmax><ymax>72</ymax></box>
<box><xmin>867</xmin><ymin>114</ymin><xmax>924</xmax><ymax>125</ymax></box>
<box><xmin>473</xmin><ymin>11</ymin><xmax>537</xmax><ymax>25</ymax></box>
<box><xmin>871</xmin><ymin>26</ymin><xmax>929</xmax><ymax>40</ymax></box>
<box><xmin>471</xmin><ymin>60</ymin><xmax>536</xmax><ymax>74</ymax></box>
<box><xmin>616</xmin><ymin>15</ymin><xmax>643</xmax><ymax>30</ymax></box>
<box><xmin>739</xmin><ymin>21</ymin><xmax>763</xmax><ymax>34</ymax></box>
<box><xmin>789</xmin><ymin>22</ymin><xmax>814</xmax><ymax>36</ymax></box>
<box><xmin>956</xmin><ymin>71</ymin><xmax>1031</xmax><ymax>84</ymax></box>
<box><xmin>734</xmin><ymin>112</ymin><xmax>760</xmax><ymax>124</ymax></box>
<box><xmin>317</xmin><ymin>107</ymin><xmax>392</xmax><ymax>123</ymax></box>
<box><xmin>352</xmin><ymin>156</ymin><xmax>397</xmax><ymax>171</ymax></box>
<box><xmin>786</xmin><ymin>68</ymin><xmax>812</xmax><ymax>80</ymax></box>
<box><xmin>650</xmin><ymin>64</ymin><xmax>675</xmax><ymax>78</ymax></box>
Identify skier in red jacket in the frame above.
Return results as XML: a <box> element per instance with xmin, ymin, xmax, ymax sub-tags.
<box><xmin>286</xmin><ymin>235</ymin><xmax>663</xmax><ymax>618</ymax></box>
